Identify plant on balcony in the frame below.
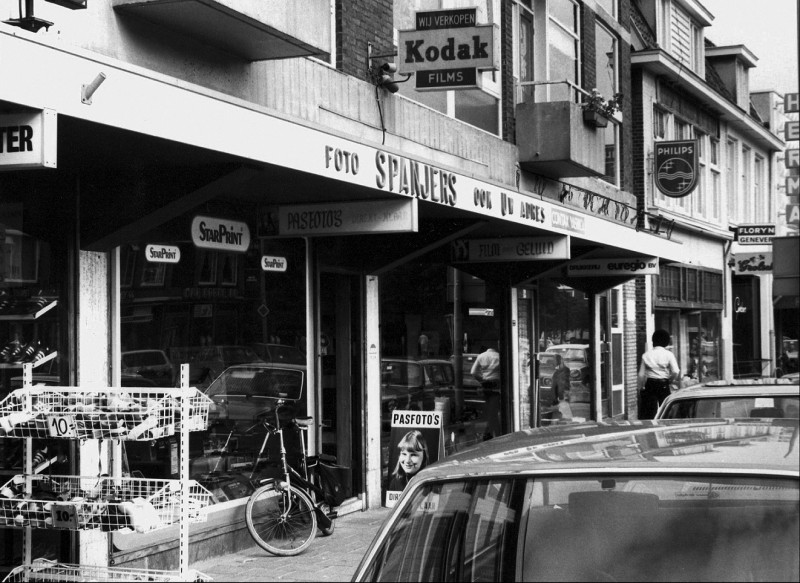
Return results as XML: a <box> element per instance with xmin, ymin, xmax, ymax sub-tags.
<box><xmin>581</xmin><ymin>89</ymin><xmax>623</xmax><ymax>128</ymax></box>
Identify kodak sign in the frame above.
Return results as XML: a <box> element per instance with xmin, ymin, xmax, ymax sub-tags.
<box><xmin>398</xmin><ymin>8</ymin><xmax>499</xmax><ymax>79</ymax></box>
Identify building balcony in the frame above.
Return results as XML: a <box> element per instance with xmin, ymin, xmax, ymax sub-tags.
<box><xmin>515</xmin><ymin>100</ymin><xmax>606</xmax><ymax>178</ymax></box>
<box><xmin>112</xmin><ymin>0</ymin><xmax>330</xmax><ymax>61</ymax></box>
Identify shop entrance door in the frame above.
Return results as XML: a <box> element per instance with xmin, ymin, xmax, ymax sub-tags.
<box><xmin>318</xmin><ymin>272</ymin><xmax>363</xmax><ymax>504</ymax></box>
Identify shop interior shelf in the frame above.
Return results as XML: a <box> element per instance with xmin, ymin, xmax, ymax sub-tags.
<box><xmin>0</xmin><ymin>350</ymin><xmax>57</xmax><ymax>370</ymax></box>
<box><xmin>0</xmin><ymin>474</ymin><xmax>213</xmax><ymax>531</ymax></box>
<box><xmin>0</xmin><ymin>386</ymin><xmax>212</xmax><ymax>440</ymax></box>
<box><xmin>3</xmin><ymin>559</ymin><xmax>210</xmax><ymax>582</ymax></box>
<box><xmin>0</xmin><ymin>299</ymin><xmax>58</xmax><ymax>321</ymax></box>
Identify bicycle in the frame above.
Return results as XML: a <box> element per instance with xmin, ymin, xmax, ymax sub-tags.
<box><xmin>244</xmin><ymin>398</ymin><xmax>338</xmax><ymax>556</ymax></box>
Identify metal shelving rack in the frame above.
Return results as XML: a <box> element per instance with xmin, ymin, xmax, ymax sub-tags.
<box><xmin>0</xmin><ymin>363</ymin><xmax>213</xmax><ymax>582</ymax></box>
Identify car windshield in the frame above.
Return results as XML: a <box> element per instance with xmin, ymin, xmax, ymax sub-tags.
<box><xmin>660</xmin><ymin>396</ymin><xmax>800</xmax><ymax>419</ymax></box>
<box><xmin>362</xmin><ymin>474</ymin><xmax>799</xmax><ymax>582</ymax></box>
<box><xmin>206</xmin><ymin>366</ymin><xmax>304</xmax><ymax>401</ymax></box>
<box><xmin>382</xmin><ymin>362</ymin><xmax>422</xmax><ymax>387</ymax></box>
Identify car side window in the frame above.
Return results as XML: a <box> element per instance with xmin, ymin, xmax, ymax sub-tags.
<box><xmin>363</xmin><ymin>478</ymin><xmax>522</xmax><ymax>582</ymax></box>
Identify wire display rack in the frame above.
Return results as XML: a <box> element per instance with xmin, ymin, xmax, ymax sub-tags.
<box><xmin>3</xmin><ymin>559</ymin><xmax>211</xmax><ymax>582</ymax></box>
<box><xmin>0</xmin><ymin>387</ymin><xmax>212</xmax><ymax>440</ymax></box>
<box><xmin>0</xmin><ymin>475</ymin><xmax>213</xmax><ymax>531</ymax></box>
<box><xmin>4</xmin><ymin>365</ymin><xmax>213</xmax><ymax>582</ymax></box>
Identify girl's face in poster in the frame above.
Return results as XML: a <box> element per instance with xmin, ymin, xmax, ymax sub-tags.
<box><xmin>399</xmin><ymin>447</ymin><xmax>424</xmax><ymax>476</ymax></box>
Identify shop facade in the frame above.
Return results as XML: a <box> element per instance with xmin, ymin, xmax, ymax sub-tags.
<box><xmin>0</xmin><ymin>0</ymin><xmax>688</xmax><ymax>572</ymax></box>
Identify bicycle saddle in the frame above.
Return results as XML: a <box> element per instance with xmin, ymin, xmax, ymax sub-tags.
<box><xmin>293</xmin><ymin>416</ymin><xmax>314</xmax><ymax>427</ymax></box>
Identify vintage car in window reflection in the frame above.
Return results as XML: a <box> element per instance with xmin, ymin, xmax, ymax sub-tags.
<box><xmin>655</xmin><ymin>378</ymin><xmax>799</xmax><ymax>420</ymax></box>
<box><xmin>189</xmin><ymin>363</ymin><xmax>307</xmax><ymax>499</ymax></box>
<box><xmin>354</xmin><ymin>419</ymin><xmax>800</xmax><ymax>582</ymax></box>
<box><xmin>171</xmin><ymin>345</ymin><xmax>266</xmax><ymax>389</ymax></box>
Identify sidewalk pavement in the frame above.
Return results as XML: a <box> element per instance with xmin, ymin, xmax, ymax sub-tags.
<box><xmin>191</xmin><ymin>507</ymin><xmax>392</xmax><ymax>582</ymax></box>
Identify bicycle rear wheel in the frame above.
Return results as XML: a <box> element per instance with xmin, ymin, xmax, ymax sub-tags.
<box><xmin>246</xmin><ymin>483</ymin><xmax>317</xmax><ymax>556</ymax></box>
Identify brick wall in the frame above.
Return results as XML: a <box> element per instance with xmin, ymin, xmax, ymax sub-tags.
<box><xmin>337</xmin><ymin>0</ymin><xmax>394</xmax><ymax>82</ymax></box>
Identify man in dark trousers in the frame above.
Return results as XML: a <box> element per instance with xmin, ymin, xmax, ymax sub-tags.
<box><xmin>471</xmin><ymin>343</ymin><xmax>501</xmax><ymax>438</ymax></box>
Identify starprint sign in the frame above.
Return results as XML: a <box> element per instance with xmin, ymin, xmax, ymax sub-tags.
<box><xmin>654</xmin><ymin>140</ymin><xmax>699</xmax><ymax>198</ymax></box>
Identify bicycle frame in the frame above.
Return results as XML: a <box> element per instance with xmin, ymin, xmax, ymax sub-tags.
<box><xmin>249</xmin><ymin>399</ymin><xmax>334</xmax><ymax>529</ymax></box>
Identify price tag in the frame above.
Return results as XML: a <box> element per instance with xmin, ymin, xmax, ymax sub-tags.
<box><xmin>47</xmin><ymin>415</ymin><xmax>76</xmax><ymax>438</ymax></box>
<box><xmin>51</xmin><ymin>503</ymin><xmax>79</xmax><ymax>529</ymax></box>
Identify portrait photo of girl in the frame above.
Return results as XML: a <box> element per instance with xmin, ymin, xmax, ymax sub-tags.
<box><xmin>388</xmin><ymin>429</ymin><xmax>430</xmax><ymax>491</ymax></box>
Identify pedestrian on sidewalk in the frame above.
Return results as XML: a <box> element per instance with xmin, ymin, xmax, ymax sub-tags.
<box><xmin>638</xmin><ymin>329</ymin><xmax>681</xmax><ymax>419</ymax></box>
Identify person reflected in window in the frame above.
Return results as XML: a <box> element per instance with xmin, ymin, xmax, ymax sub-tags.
<box><xmin>389</xmin><ymin>430</ymin><xmax>429</xmax><ymax>491</ymax></box>
<box><xmin>638</xmin><ymin>329</ymin><xmax>681</xmax><ymax>419</ymax></box>
<box><xmin>471</xmin><ymin>343</ymin><xmax>502</xmax><ymax>438</ymax></box>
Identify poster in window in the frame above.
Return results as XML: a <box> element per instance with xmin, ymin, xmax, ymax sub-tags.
<box><xmin>139</xmin><ymin>262</ymin><xmax>165</xmax><ymax>287</ymax></box>
<box><xmin>385</xmin><ymin>410</ymin><xmax>444</xmax><ymax>508</ymax></box>
<box><xmin>220</xmin><ymin>254</ymin><xmax>238</xmax><ymax>286</ymax></box>
<box><xmin>197</xmin><ymin>251</ymin><xmax>217</xmax><ymax>285</ymax></box>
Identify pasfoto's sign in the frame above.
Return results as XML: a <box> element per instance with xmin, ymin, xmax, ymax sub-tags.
<box><xmin>277</xmin><ymin>199</ymin><xmax>418</xmax><ymax>236</ymax></box>
<box><xmin>735</xmin><ymin>224</ymin><xmax>775</xmax><ymax>245</ymax></box>
<box><xmin>0</xmin><ymin>110</ymin><xmax>57</xmax><ymax>170</ymax></box>
<box><xmin>451</xmin><ymin>236</ymin><xmax>570</xmax><ymax>262</ymax></box>
<box><xmin>145</xmin><ymin>245</ymin><xmax>181</xmax><ymax>263</ymax></box>
<box><xmin>654</xmin><ymin>140</ymin><xmax>699</xmax><ymax>198</ymax></box>
<box><xmin>566</xmin><ymin>257</ymin><xmax>659</xmax><ymax>277</ymax></box>
<box><xmin>191</xmin><ymin>215</ymin><xmax>250</xmax><ymax>252</ymax></box>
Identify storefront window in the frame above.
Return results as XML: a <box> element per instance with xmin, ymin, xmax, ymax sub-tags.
<box><xmin>379</xmin><ymin>263</ymin><xmax>505</xmax><ymax>490</ymax></box>
<box><xmin>535</xmin><ymin>281</ymin><xmax>591</xmax><ymax>425</ymax></box>
<box><xmin>656</xmin><ymin>310</ymin><xmax>721</xmax><ymax>388</ymax></box>
<box><xmin>119</xmin><ymin>209</ymin><xmax>308</xmax><ymax>505</ymax></box>
<box><xmin>1</xmin><ymin>195</ymin><xmax>73</xmax><ymax>572</ymax></box>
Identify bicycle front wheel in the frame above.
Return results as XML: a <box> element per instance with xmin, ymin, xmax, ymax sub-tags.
<box><xmin>246</xmin><ymin>483</ymin><xmax>318</xmax><ymax>556</ymax></box>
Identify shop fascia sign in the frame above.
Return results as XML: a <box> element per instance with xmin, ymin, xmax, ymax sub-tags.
<box><xmin>275</xmin><ymin>198</ymin><xmax>418</xmax><ymax>237</ymax></box>
<box><xmin>0</xmin><ymin>110</ymin><xmax>57</xmax><ymax>170</ymax></box>
<box><xmin>144</xmin><ymin>244</ymin><xmax>180</xmax><ymax>263</ymax></box>
<box><xmin>566</xmin><ymin>257</ymin><xmax>659</xmax><ymax>277</ymax></box>
<box><xmin>734</xmin><ymin>224</ymin><xmax>775</xmax><ymax>245</ymax></box>
<box><xmin>191</xmin><ymin>215</ymin><xmax>251</xmax><ymax>252</ymax></box>
<box><xmin>732</xmin><ymin>252</ymin><xmax>772</xmax><ymax>274</ymax></box>
<box><xmin>451</xmin><ymin>236</ymin><xmax>570</xmax><ymax>262</ymax></box>
<box><xmin>654</xmin><ymin>140</ymin><xmax>699</xmax><ymax>198</ymax></box>
<box><xmin>398</xmin><ymin>7</ymin><xmax>499</xmax><ymax>91</ymax></box>
<box><xmin>261</xmin><ymin>256</ymin><xmax>287</xmax><ymax>272</ymax></box>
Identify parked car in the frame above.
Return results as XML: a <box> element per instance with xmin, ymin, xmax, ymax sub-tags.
<box><xmin>655</xmin><ymin>378</ymin><xmax>800</xmax><ymax>420</ymax></box>
<box><xmin>380</xmin><ymin>359</ymin><xmax>455</xmax><ymax>428</ymax></box>
<box><xmin>354</xmin><ymin>419</ymin><xmax>800</xmax><ymax>582</ymax></box>
<box><xmin>450</xmin><ymin>353</ymin><xmax>482</xmax><ymax>398</ymax></box>
<box><xmin>175</xmin><ymin>345</ymin><xmax>265</xmax><ymax>389</ymax></box>
<box><xmin>199</xmin><ymin>362</ymin><xmax>307</xmax><ymax>476</ymax></box>
<box><xmin>121</xmin><ymin>349</ymin><xmax>176</xmax><ymax>387</ymax></box>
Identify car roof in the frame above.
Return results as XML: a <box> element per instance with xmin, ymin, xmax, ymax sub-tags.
<box><xmin>411</xmin><ymin>420</ymin><xmax>799</xmax><ymax>480</ymax></box>
<box><xmin>382</xmin><ymin>358</ymin><xmax>453</xmax><ymax>365</ymax></box>
<box><xmin>660</xmin><ymin>380</ymin><xmax>799</xmax><ymax>401</ymax></box>
<box><xmin>547</xmin><ymin>344</ymin><xmax>589</xmax><ymax>350</ymax></box>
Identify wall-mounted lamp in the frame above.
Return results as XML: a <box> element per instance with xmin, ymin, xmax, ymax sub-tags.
<box><xmin>82</xmin><ymin>72</ymin><xmax>106</xmax><ymax>105</ymax></box>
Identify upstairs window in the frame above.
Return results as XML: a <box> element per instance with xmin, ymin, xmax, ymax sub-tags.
<box><xmin>658</xmin><ymin>0</ymin><xmax>704</xmax><ymax>75</ymax></box>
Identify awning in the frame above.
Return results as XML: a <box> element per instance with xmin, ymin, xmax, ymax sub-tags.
<box><xmin>1</xmin><ymin>28</ymin><xmax>683</xmax><ymax>262</ymax></box>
